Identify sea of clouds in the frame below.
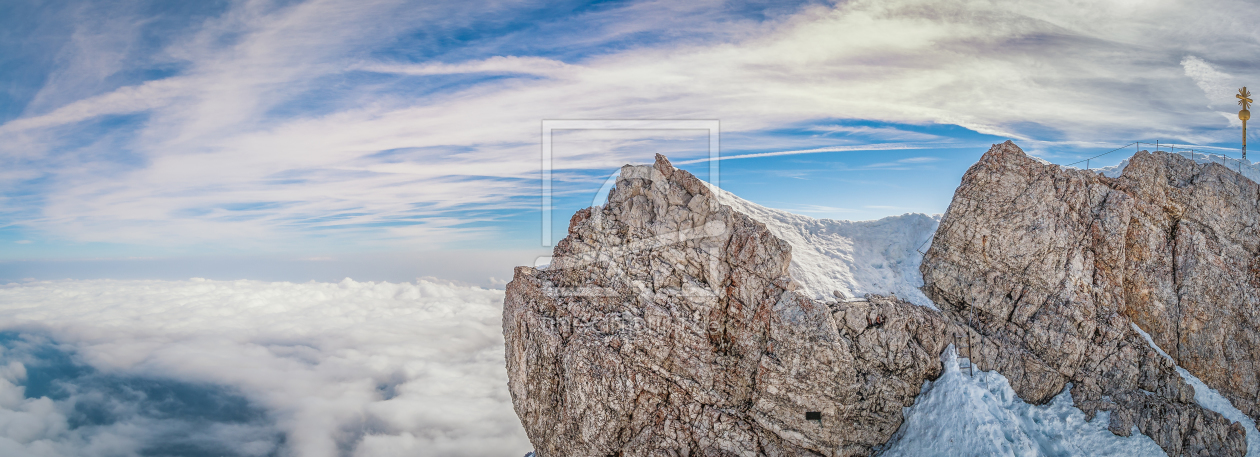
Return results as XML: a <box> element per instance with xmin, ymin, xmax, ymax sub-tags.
<box><xmin>0</xmin><ymin>278</ymin><xmax>529</xmax><ymax>456</ymax></box>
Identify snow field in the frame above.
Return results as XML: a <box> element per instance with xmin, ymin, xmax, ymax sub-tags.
<box><xmin>710</xmin><ymin>185</ymin><xmax>940</xmax><ymax>308</ymax></box>
<box><xmin>877</xmin><ymin>347</ymin><xmax>1166</xmax><ymax>457</ymax></box>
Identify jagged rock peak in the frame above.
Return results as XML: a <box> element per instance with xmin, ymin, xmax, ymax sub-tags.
<box><xmin>504</xmin><ymin>145</ymin><xmax>1251</xmax><ymax>457</ymax></box>
<box><xmin>504</xmin><ymin>155</ymin><xmax>958</xmax><ymax>456</ymax></box>
<box><xmin>921</xmin><ymin>140</ymin><xmax>1249</xmax><ymax>456</ymax></box>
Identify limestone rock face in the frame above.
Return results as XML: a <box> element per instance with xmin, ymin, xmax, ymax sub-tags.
<box><xmin>505</xmin><ymin>144</ymin><xmax>1253</xmax><ymax>456</ymax></box>
<box><xmin>921</xmin><ymin>141</ymin><xmax>1250</xmax><ymax>456</ymax></box>
<box><xmin>504</xmin><ymin>155</ymin><xmax>961</xmax><ymax>456</ymax></box>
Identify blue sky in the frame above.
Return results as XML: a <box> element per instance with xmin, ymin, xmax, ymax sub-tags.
<box><xmin>3</xmin><ymin>0</ymin><xmax>1259</xmax><ymax>285</ymax></box>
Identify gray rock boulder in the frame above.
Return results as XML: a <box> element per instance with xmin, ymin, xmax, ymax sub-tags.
<box><xmin>921</xmin><ymin>140</ymin><xmax>1249</xmax><ymax>456</ymax></box>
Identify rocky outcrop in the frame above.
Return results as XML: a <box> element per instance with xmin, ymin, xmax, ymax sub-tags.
<box><xmin>504</xmin><ymin>155</ymin><xmax>966</xmax><ymax>456</ymax></box>
<box><xmin>921</xmin><ymin>141</ymin><xmax>1250</xmax><ymax>456</ymax></box>
<box><xmin>505</xmin><ymin>144</ymin><xmax>1253</xmax><ymax>456</ymax></box>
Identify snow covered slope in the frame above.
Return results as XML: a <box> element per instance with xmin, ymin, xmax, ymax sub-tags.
<box><xmin>877</xmin><ymin>348</ymin><xmax>1167</xmax><ymax>457</ymax></box>
<box><xmin>709</xmin><ymin>185</ymin><xmax>939</xmax><ymax>308</ymax></box>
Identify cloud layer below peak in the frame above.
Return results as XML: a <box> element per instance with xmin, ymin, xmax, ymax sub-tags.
<box><xmin>0</xmin><ymin>278</ymin><xmax>528</xmax><ymax>456</ymax></box>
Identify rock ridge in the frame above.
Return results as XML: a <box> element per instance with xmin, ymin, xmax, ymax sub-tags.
<box><xmin>505</xmin><ymin>147</ymin><xmax>1249</xmax><ymax>456</ymax></box>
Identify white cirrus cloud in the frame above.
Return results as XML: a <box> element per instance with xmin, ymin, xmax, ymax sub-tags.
<box><xmin>355</xmin><ymin>56</ymin><xmax>578</xmax><ymax>78</ymax></box>
<box><xmin>3</xmin><ymin>0</ymin><xmax>1260</xmax><ymax>250</ymax></box>
<box><xmin>1182</xmin><ymin>55</ymin><xmax>1237</xmax><ymax>108</ymax></box>
<box><xmin>808</xmin><ymin>125</ymin><xmax>944</xmax><ymax>142</ymax></box>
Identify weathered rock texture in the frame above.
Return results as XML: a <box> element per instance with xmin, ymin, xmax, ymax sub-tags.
<box><xmin>504</xmin><ymin>155</ymin><xmax>967</xmax><ymax>456</ymax></box>
<box><xmin>922</xmin><ymin>141</ymin><xmax>1251</xmax><ymax>456</ymax></box>
<box><xmin>505</xmin><ymin>144</ymin><xmax>1253</xmax><ymax>456</ymax></box>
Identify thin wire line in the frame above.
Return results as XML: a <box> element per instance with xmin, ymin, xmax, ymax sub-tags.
<box><xmin>1064</xmin><ymin>142</ymin><xmax>1137</xmax><ymax>167</ymax></box>
<box><xmin>1064</xmin><ymin>142</ymin><xmax>1243</xmax><ymax>168</ymax></box>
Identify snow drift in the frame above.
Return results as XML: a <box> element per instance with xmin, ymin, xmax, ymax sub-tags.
<box><xmin>712</xmin><ymin>185</ymin><xmax>939</xmax><ymax>308</ymax></box>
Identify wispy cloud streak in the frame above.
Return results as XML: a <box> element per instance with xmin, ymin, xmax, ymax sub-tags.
<box><xmin>3</xmin><ymin>0</ymin><xmax>1259</xmax><ymax>251</ymax></box>
<box><xmin>674</xmin><ymin>142</ymin><xmax>982</xmax><ymax>165</ymax></box>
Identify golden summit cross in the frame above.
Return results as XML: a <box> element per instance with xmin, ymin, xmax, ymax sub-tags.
<box><xmin>1240</xmin><ymin>87</ymin><xmax>1252</xmax><ymax>160</ymax></box>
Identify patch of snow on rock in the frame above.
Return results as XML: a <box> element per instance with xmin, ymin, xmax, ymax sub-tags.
<box><xmin>877</xmin><ymin>347</ymin><xmax>1166</xmax><ymax>457</ymax></box>
<box><xmin>708</xmin><ymin>184</ymin><xmax>939</xmax><ymax>308</ymax></box>
<box><xmin>1132</xmin><ymin>323</ymin><xmax>1260</xmax><ymax>455</ymax></box>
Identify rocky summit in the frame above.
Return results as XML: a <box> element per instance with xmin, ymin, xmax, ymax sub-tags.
<box><xmin>504</xmin><ymin>155</ymin><xmax>966</xmax><ymax>456</ymax></box>
<box><xmin>504</xmin><ymin>144</ymin><xmax>1254</xmax><ymax>456</ymax></box>
<box><xmin>922</xmin><ymin>140</ymin><xmax>1256</xmax><ymax>455</ymax></box>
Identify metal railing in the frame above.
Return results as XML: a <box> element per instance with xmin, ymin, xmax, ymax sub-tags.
<box><xmin>1064</xmin><ymin>141</ymin><xmax>1248</xmax><ymax>173</ymax></box>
